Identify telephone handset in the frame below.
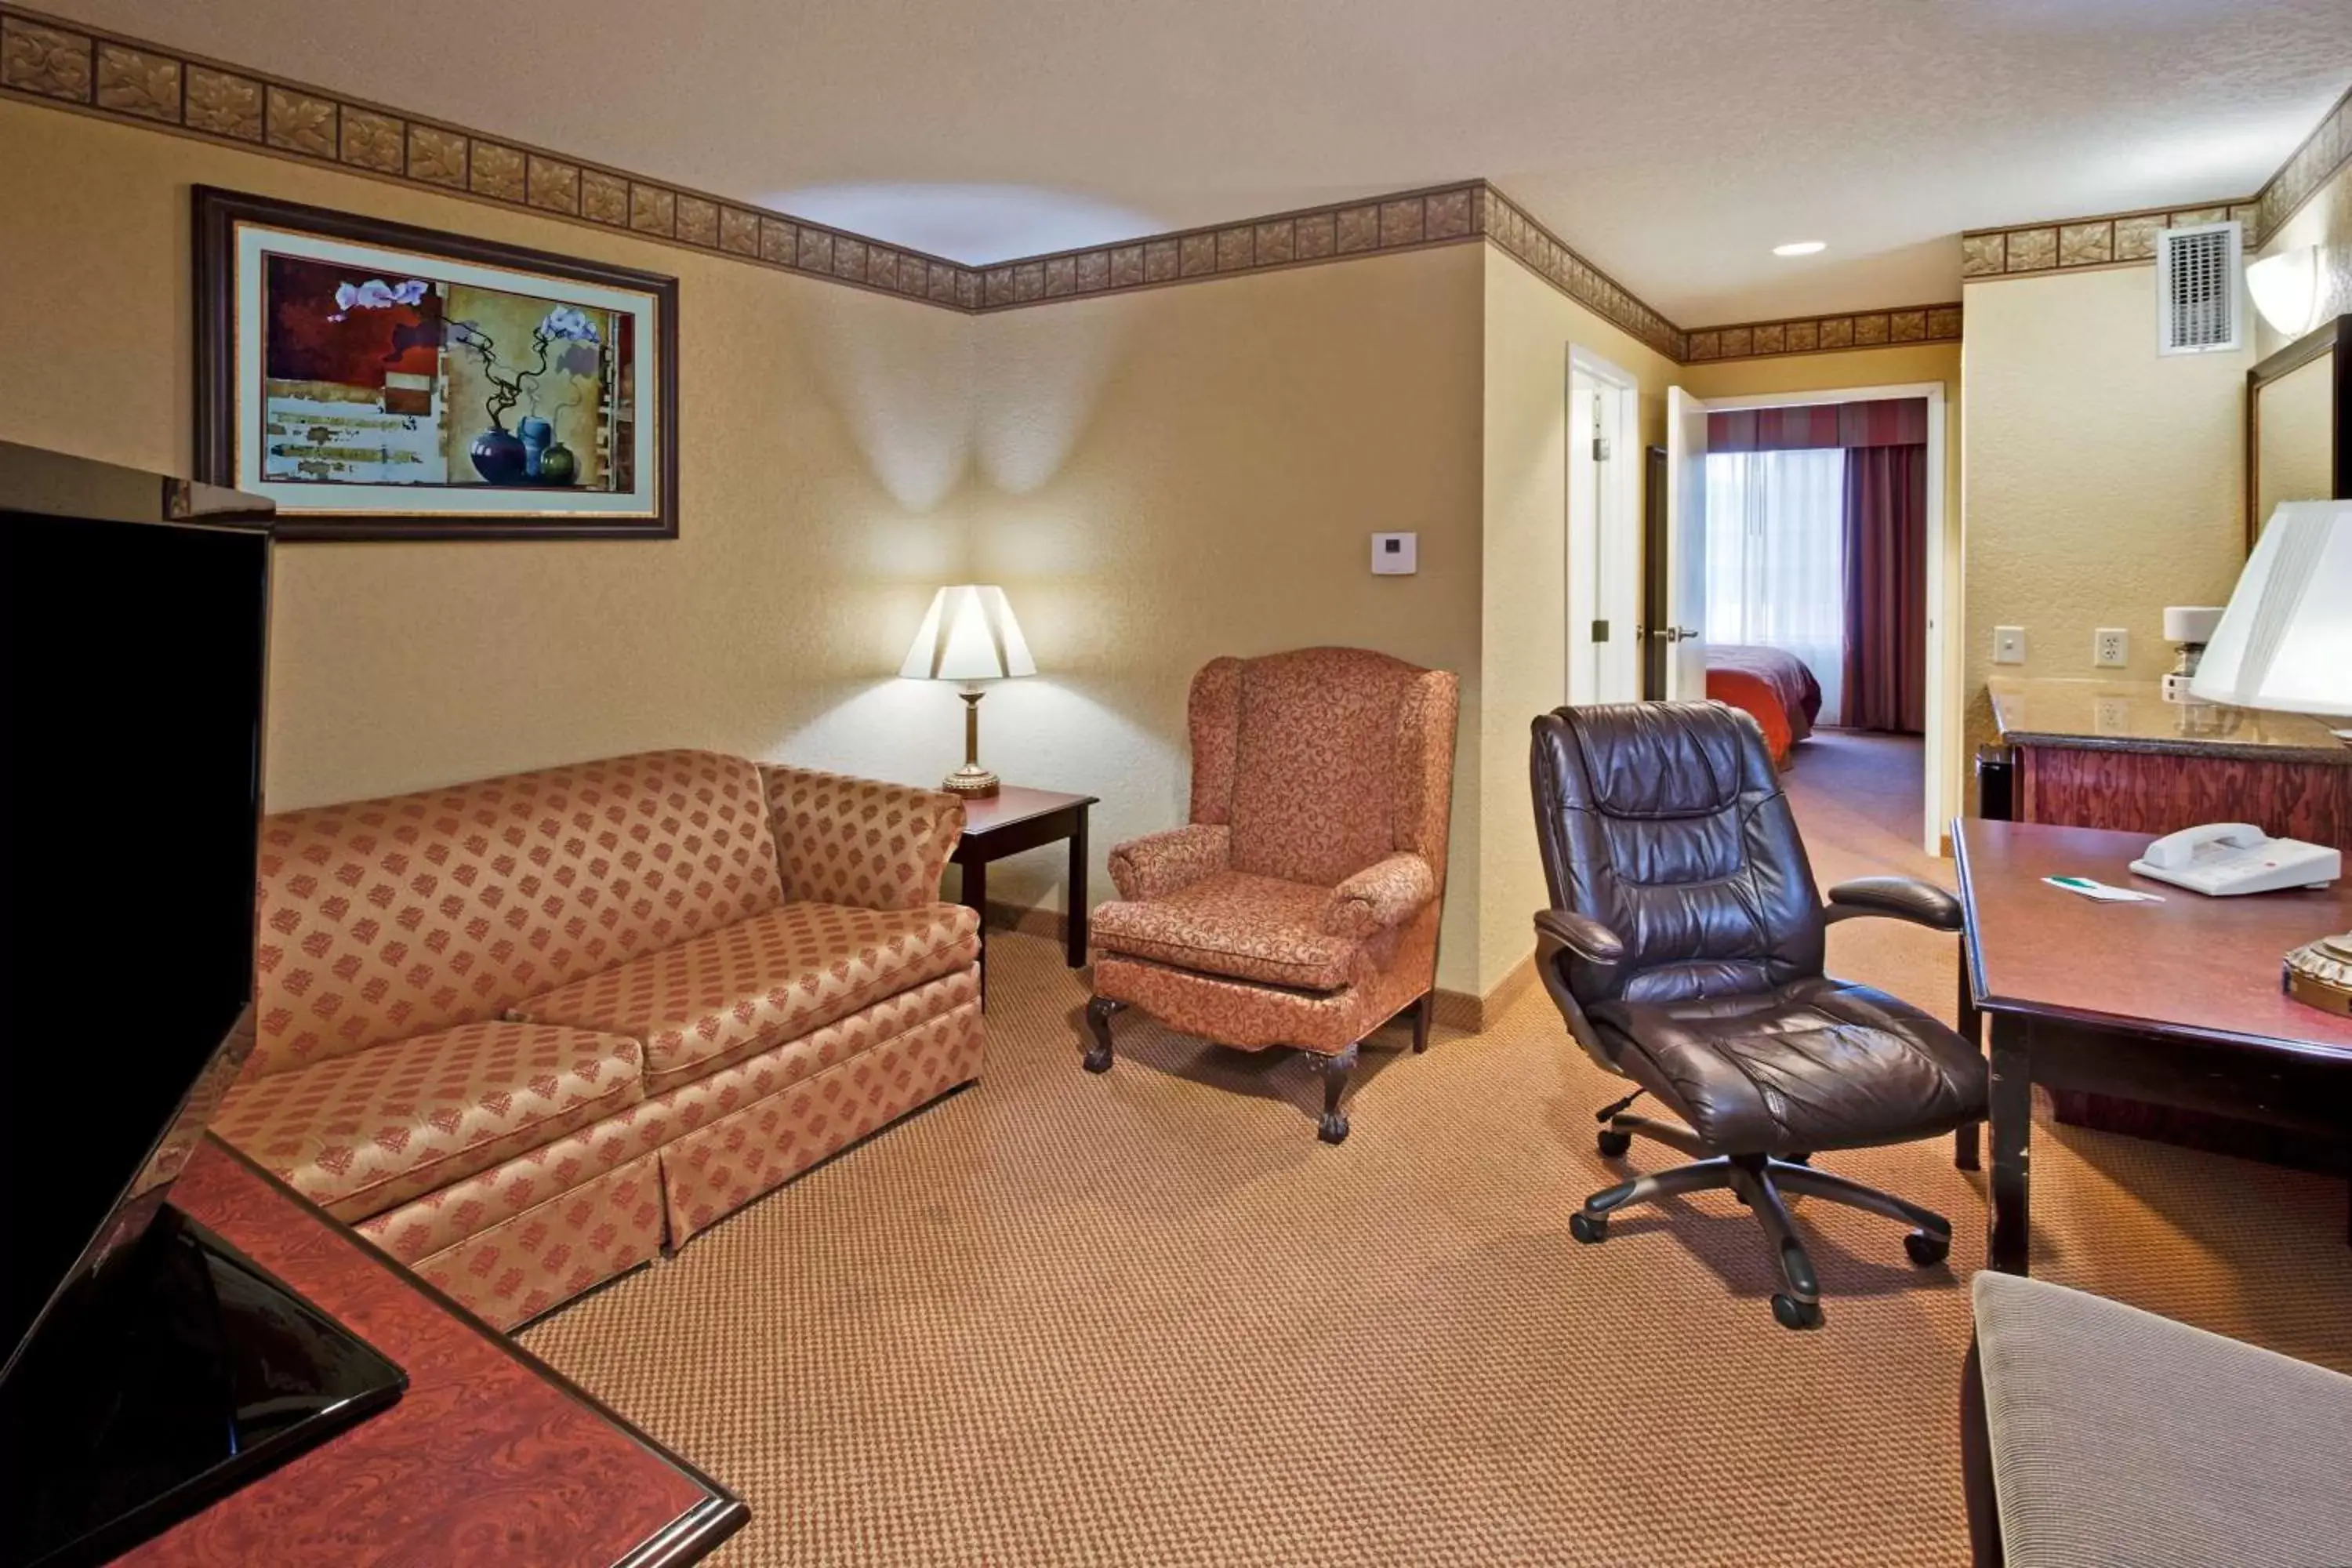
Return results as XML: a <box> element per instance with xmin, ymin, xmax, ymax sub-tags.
<box><xmin>2129</xmin><ymin>822</ymin><xmax>2342</xmax><ymax>896</ymax></box>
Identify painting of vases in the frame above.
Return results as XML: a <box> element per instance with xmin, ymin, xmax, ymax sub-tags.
<box><xmin>198</xmin><ymin>187</ymin><xmax>677</xmax><ymax>540</ymax></box>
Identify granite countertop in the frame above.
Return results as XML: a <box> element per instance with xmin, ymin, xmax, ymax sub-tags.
<box><xmin>1987</xmin><ymin>677</ymin><xmax>2352</xmax><ymax>764</ymax></box>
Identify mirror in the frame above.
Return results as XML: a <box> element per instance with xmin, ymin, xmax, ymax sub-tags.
<box><xmin>2246</xmin><ymin>314</ymin><xmax>2350</xmax><ymax>549</ymax></box>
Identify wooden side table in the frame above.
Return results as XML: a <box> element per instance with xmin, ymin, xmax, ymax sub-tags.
<box><xmin>952</xmin><ymin>786</ymin><xmax>1098</xmax><ymax>1004</ymax></box>
<box><xmin>131</xmin><ymin>1138</ymin><xmax>746</xmax><ymax>1566</ymax></box>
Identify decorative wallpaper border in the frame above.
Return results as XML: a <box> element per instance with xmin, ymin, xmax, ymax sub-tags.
<box><xmin>1683</xmin><ymin>303</ymin><xmax>1962</xmax><ymax>361</ymax></box>
<box><xmin>0</xmin><ymin>5</ymin><xmax>985</xmax><ymax>310</ymax></box>
<box><xmin>0</xmin><ymin>1</ymin><xmax>2002</xmax><ymax>365</ymax></box>
<box><xmin>2253</xmin><ymin>82</ymin><xmax>2352</xmax><ymax>245</ymax></box>
<box><xmin>1960</xmin><ymin>198</ymin><xmax>2261</xmax><ymax>281</ymax></box>
<box><xmin>1478</xmin><ymin>187</ymin><xmax>1686</xmax><ymax>359</ymax></box>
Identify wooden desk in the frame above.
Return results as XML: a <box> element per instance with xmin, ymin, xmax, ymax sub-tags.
<box><xmin>953</xmin><ymin>786</ymin><xmax>1097</xmax><ymax>1003</ymax></box>
<box><xmin>1955</xmin><ymin>818</ymin><xmax>2352</xmax><ymax>1274</ymax></box>
<box><xmin>131</xmin><ymin>1138</ymin><xmax>746</xmax><ymax>1566</ymax></box>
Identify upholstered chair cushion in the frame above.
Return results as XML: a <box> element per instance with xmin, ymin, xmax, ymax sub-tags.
<box><xmin>514</xmin><ymin>900</ymin><xmax>981</xmax><ymax>1093</ymax></box>
<box><xmin>214</xmin><ymin>1021</ymin><xmax>644</xmax><ymax>1221</ymax></box>
<box><xmin>1109</xmin><ymin>823</ymin><xmax>1231</xmax><ymax>902</ymax></box>
<box><xmin>1092</xmin><ymin>872</ymin><xmax>1376</xmax><ymax>991</ymax></box>
<box><xmin>251</xmin><ymin>750</ymin><xmax>785</xmax><ymax>1078</ymax></box>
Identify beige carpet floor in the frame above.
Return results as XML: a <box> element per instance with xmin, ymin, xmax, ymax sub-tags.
<box><xmin>521</xmin><ymin>731</ymin><xmax>2352</xmax><ymax>1566</ymax></box>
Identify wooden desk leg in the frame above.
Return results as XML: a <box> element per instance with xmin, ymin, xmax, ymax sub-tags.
<box><xmin>1987</xmin><ymin>1014</ymin><xmax>2031</xmax><ymax>1276</ymax></box>
<box><xmin>1065</xmin><ymin>808</ymin><xmax>1088</xmax><ymax>969</ymax></box>
<box><xmin>1955</xmin><ymin>958</ymin><xmax>1983</xmax><ymax>1172</ymax></box>
<box><xmin>964</xmin><ymin>858</ymin><xmax>988</xmax><ymax>1011</ymax></box>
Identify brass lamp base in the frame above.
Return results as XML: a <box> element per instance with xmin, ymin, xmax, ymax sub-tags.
<box><xmin>2284</xmin><ymin>931</ymin><xmax>2352</xmax><ymax>1017</ymax></box>
<box><xmin>941</xmin><ymin>686</ymin><xmax>1000</xmax><ymax>798</ymax></box>
<box><xmin>941</xmin><ymin>765</ymin><xmax>1000</xmax><ymax>799</ymax></box>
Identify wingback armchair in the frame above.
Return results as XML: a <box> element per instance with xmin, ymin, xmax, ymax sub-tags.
<box><xmin>1082</xmin><ymin>647</ymin><xmax>1461</xmax><ymax>1143</ymax></box>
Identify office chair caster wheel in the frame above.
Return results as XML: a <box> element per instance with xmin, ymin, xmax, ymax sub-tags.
<box><xmin>1904</xmin><ymin>1229</ymin><xmax>1951</xmax><ymax>1267</ymax></box>
<box><xmin>1771</xmin><ymin>1294</ymin><xmax>1823</xmax><ymax>1330</ymax></box>
<box><xmin>1569</xmin><ymin>1211</ymin><xmax>1608</xmax><ymax>1244</ymax></box>
<box><xmin>1596</xmin><ymin>1128</ymin><xmax>1632</xmax><ymax>1158</ymax></box>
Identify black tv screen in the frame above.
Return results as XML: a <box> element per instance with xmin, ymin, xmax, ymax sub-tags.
<box><xmin>0</xmin><ymin>441</ymin><xmax>275</xmax><ymax>1385</ymax></box>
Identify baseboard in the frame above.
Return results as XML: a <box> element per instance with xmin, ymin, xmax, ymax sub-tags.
<box><xmin>984</xmin><ymin>899</ymin><xmax>1068</xmax><ymax>941</ymax></box>
<box><xmin>1472</xmin><ymin>951</ymin><xmax>1540</xmax><ymax>1032</ymax></box>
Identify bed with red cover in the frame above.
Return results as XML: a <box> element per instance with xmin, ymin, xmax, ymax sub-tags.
<box><xmin>1704</xmin><ymin>644</ymin><xmax>1823</xmax><ymax>766</ymax></box>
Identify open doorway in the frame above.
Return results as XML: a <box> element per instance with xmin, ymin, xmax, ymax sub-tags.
<box><xmin>1677</xmin><ymin>388</ymin><xmax>1944</xmax><ymax>840</ymax></box>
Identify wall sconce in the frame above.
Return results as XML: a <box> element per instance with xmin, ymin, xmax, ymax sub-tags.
<box><xmin>2247</xmin><ymin>245</ymin><xmax>2320</xmax><ymax>337</ymax></box>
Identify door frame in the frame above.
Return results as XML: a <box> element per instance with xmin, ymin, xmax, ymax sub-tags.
<box><xmin>1567</xmin><ymin>346</ymin><xmax>1642</xmax><ymax>704</ymax></box>
<box><xmin>1697</xmin><ymin>382</ymin><xmax>1955</xmax><ymax>858</ymax></box>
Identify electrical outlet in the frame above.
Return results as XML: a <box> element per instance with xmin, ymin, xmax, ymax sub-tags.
<box><xmin>1993</xmin><ymin>625</ymin><xmax>2027</xmax><ymax>666</ymax></box>
<box><xmin>2094</xmin><ymin>697</ymin><xmax>2131</xmax><ymax>734</ymax></box>
<box><xmin>2094</xmin><ymin>627</ymin><xmax>2129</xmax><ymax>668</ymax></box>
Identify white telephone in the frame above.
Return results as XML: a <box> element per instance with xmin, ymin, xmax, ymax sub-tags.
<box><xmin>2129</xmin><ymin>822</ymin><xmax>2342</xmax><ymax>897</ymax></box>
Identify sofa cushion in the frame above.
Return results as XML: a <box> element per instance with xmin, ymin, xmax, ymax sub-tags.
<box><xmin>1092</xmin><ymin>871</ymin><xmax>1370</xmax><ymax>992</ymax></box>
<box><xmin>251</xmin><ymin>750</ymin><xmax>784</xmax><ymax>1078</ymax></box>
<box><xmin>516</xmin><ymin>901</ymin><xmax>982</xmax><ymax>1092</ymax></box>
<box><xmin>215</xmin><ymin>1021</ymin><xmax>644</xmax><ymax>1221</ymax></box>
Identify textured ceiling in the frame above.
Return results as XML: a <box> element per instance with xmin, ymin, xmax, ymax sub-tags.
<box><xmin>40</xmin><ymin>0</ymin><xmax>2352</xmax><ymax>322</ymax></box>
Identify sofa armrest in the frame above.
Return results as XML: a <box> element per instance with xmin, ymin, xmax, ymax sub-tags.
<box><xmin>759</xmin><ymin>764</ymin><xmax>965</xmax><ymax>911</ymax></box>
<box><xmin>1824</xmin><ymin>875</ymin><xmax>1963</xmax><ymax>932</ymax></box>
<box><xmin>1323</xmin><ymin>853</ymin><xmax>1437</xmax><ymax>938</ymax></box>
<box><xmin>1108</xmin><ymin>823</ymin><xmax>1229</xmax><ymax>902</ymax></box>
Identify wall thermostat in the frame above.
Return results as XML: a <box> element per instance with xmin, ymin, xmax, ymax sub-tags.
<box><xmin>1370</xmin><ymin>532</ymin><xmax>1417</xmax><ymax>575</ymax></box>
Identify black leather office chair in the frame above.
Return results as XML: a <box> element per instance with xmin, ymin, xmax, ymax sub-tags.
<box><xmin>1530</xmin><ymin>702</ymin><xmax>1987</xmax><ymax>1330</ymax></box>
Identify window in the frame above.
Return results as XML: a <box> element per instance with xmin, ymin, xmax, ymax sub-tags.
<box><xmin>1704</xmin><ymin>448</ymin><xmax>1846</xmax><ymax>723</ymax></box>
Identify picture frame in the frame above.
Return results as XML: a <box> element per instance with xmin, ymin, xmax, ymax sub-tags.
<box><xmin>194</xmin><ymin>186</ymin><xmax>678</xmax><ymax>541</ymax></box>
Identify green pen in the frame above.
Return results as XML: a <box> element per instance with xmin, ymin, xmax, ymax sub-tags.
<box><xmin>2044</xmin><ymin>874</ymin><xmax>2164</xmax><ymax>903</ymax></box>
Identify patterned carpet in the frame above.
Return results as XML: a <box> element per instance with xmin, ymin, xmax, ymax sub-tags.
<box><xmin>521</xmin><ymin>731</ymin><xmax>2352</xmax><ymax>1566</ymax></box>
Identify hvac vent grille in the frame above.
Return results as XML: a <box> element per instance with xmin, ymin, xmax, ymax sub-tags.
<box><xmin>2157</xmin><ymin>221</ymin><xmax>2243</xmax><ymax>355</ymax></box>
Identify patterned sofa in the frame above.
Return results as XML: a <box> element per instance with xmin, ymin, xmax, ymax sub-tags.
<box><xmin>212</xmin><ymin>750</ymin><xmax>981</xmax><ymax>1329</ymax></box>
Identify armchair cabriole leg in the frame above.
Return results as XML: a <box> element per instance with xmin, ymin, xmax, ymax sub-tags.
<box><xmin>1082</xmin><ymin>996</ymin><xmax>1123</xmax><ymax>1073</ymax></box>
<box><xmin>1314</xmin><ymin>1043</ymin><xmax>1360</xmax><ymax>1144</ymax></box>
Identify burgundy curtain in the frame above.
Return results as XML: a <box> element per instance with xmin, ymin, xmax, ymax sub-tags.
<box><xmin>1840</xmin><ymin>444</ymin><xmax>1928</xmax><ymax>733</ymax></box>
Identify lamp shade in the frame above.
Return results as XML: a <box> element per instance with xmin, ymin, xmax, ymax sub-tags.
<box><xmin>899</xmin><ymin>585</ymin><xmax>1036</xmax><ymax>682</ymax></box>
<box><xmin>2245</xmin><ymin>245</ymin><xmax>2319</xmax><ymax>337</ymax></box>
<box><xmin>2190</xmin><ymin>500</ymin><xmax>2352</xmax><ymax>714</ymax></box>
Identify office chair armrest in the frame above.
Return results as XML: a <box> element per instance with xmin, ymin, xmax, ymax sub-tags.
<box><xmin>1323</xmin><ymin>853</ymin><xmax>1436</xmax><ymax>938</ymax></box>
<box><xmin>1533</xmin><ymin>909</ymin><xmax>1624</xmax><ymax>1061</ymax></box>
<box><xmin>1534</xmin><ymin>907</ymin><xmax>1626</xmax><ymax>966</ymax></box>
<box><xmin>1824</xmin><ymin>876</ymin><xmax>1963</xmax><ymax>932</ymax></box>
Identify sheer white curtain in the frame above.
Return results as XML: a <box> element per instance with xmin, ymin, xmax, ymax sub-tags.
<box><xmin>1704</xmin><ymin>448</ymin><xmax>1846</xmax><ymax>723</ymax></box>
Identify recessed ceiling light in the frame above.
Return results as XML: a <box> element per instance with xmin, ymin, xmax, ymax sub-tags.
<box><xmin>1773</xmin><ymin>241</ymin><xmax>1828</xmax><ymax>256</ymax></box>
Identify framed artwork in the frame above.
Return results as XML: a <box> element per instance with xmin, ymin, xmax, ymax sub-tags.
<box><xmin>194</xmin><ymin>186</ymin><xmax>678</xmax><ymax>540</ymax></box>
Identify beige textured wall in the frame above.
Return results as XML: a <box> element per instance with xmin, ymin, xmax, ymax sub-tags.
<box><xmin>1476</xmin><ymin>249</ymin><xmax>1678</xmax><ymax>993</ymax></box>
<box><xmin>1959</xmin><ymin>266</ymin><xmax>2249</xmax><ymax>769</ymax></box>
<box><xmin>0</xmin><ymin>99</ymin><xmax>1497</xmax><ymax>992</ymax></box>
<box><xmin>1682</xmin><ymin>343</ymin><xmax>1966</xmax><ymax>841</ymax></box>
<box><xmin>0</xmin><ymin>99</ymin><xmax>974</xmax><ymax>812</ymax></box>
<box><xmin>2256</xmin><ymin>155</ymin><xmax>2352</xmax><ymax>356</ymax></box>
<box><xmin>963</xmin><ymin>245</ymin><xmax>1490</xmax><ymax>991</ymax></box>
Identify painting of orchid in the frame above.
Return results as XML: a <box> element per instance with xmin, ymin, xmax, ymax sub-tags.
<box><xmin>198</xmin><ymin>186</ymin><xmax>677</xmax><ymax>539</ymax></box>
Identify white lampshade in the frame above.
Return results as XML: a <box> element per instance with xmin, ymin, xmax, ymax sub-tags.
<box><xmin>2245</xmin><ymin>245</ymin><xmax>2320</xmax><ymax>337</ymax></box>
<box><xmin>2190</xmin><ymin>500</ymin><xmax>2352</xmax><ymax>714</ymax></box>
<box><xmin>898</xmin><ymin>585</ymin><xmax>1036</xmax><ymax>682</ymax></box>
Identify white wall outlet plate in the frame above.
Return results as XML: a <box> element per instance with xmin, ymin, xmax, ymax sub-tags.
<box><xmin>1370</xmin><ymin>532</ymin><xmax>1417</xmax><ymax>575</ymax></box>
<box><xmin>2094</xmin><ymin>627</ymin><xmax>2129</xmax><ymax>668</ymax></box>
<box><xmin>1993</xmin><ymin>625</ymin><xmax>2027</xmax><ymax>665</ymax></box>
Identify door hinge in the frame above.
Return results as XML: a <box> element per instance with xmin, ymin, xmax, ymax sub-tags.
<box><xmin>1591</xmin><ymin>619</ymin><xmax>1610</xmax><ymax>643</ymax></box>
<box><xmin>1592</xmin><ymin>436</ymin><xmax>1611</xmax><ymax>461</ymax></box>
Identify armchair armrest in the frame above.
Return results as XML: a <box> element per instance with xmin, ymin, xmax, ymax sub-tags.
<box><xmin>1108</xmin><ymin>822</ymin><xmax>1229</xmax><ymax>902</ymax></box>
<box><xmin>760</xmin><ymin>764</ymin><xmax>965</xmax><ymax>912</ymax></box>
<box><xmin>1824</xmin><ymin>875</ymin><xmax>1963</xmax><ymax>932</ymax></box>
<box><xmin>1323</xmin><ymin>853</ymin><xmax>1437</xmax><ymax>938</ymax></box>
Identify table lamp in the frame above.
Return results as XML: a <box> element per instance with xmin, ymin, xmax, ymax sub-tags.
<box><xmin>2190</xmin><ymin>499</ymin><xmax>2352</xmax><ymax>1014</ymax></box>
<box><xmin>900</xmin><ymin>585</ymin><xmax>1035</xmax><ymax>798</ymax></box>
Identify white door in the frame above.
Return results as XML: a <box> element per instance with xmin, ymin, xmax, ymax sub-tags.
<box><xmin>1565</xmin><ymin>374</ymin><xmax>1601</xmax><ymax>706</ymax></box>
<box><xmin>1570</xmin><ymin>352</ymin><xmax>1644</xmax><ymax>706</ymax></box>
<box><xmin>1661</xmin><ymin>387</ymin><xmax>1710</xmax><ymax>699</ymax></box>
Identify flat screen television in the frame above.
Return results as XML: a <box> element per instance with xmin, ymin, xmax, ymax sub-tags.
<box><xmin>0</xmin><ymin>441</ymin><xmax>404</xmax><ymax>1566</ymax></box>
